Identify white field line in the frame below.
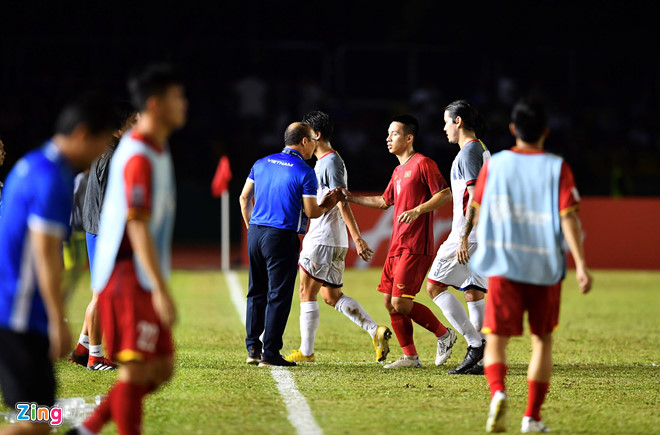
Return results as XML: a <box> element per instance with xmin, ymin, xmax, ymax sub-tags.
<box><xmin>224</xmin><ymin>270</ymin><xmax>323</xmax><ymax>435</ymax></box>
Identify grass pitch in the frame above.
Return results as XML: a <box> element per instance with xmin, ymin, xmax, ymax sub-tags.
<box><xmin>1</xmin><ymin>269</ymin><xmax>659</xmax><ymax>434</ymax></box>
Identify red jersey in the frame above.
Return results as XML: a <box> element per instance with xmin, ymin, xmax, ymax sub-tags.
<box><xmin>473</xmin><ymin>147</ymin><xmax>580</xmax><ymax>215</ymax></box>
<box><xmin>382</xmin><ymin>153</ymin><xmax>449</xmax><ymax>257</ymax></box>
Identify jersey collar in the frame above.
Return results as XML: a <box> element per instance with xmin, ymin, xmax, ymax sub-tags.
<box><xmin>131</xmin><ymin>130</ymin><xmax>164</xmax><ymax>153</ymax></box>
<box><xmin>282</xmin><ymin>147</ymin><xmax>304</xmax><ymax>161</ymax></box>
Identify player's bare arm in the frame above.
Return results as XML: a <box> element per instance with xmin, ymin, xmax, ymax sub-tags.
<box><xmin>457</xmin><ymin>185</ymin><xmax>477</xmax><ymax>264</ymax></box>
<box><xmin>239</xmin><ymin>180</ymin><xmax>254</xmax><ymax>228</ymax></box>
<box><xmin>397</xmin><ymin>187</ymin><xmax>451</xmax><ymax>223</ymax></box>
<box><xmin>560</xmin><ymin>210</ymin><xmax>593</xmax><ymax>294</ymax></box>
<box><xmin>338</xmin><ymin>200</ymin><xmax>374</xmax><ymax>261</ymax></box>
<box><xmin>339</xmin><ymin>187</ymin><xmax>389</xmax><ymax>210</ymax></box>
<box><xmin>31</xmin><ymin>230</ymin><xmax>71</xmax><ymax>360</ymax></box>
<box><xmin>127</xmin><ymin>218</ymin><xmax>177</xmax><ymax>327</ymax></box>
<box><xmin>303</xmin><ymin>189</ymin><xmax>341</xmax><ymax>219</ymax></box>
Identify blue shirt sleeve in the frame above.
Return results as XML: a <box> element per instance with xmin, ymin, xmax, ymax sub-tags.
<box><xmin>27</xmin><ymin>165</ymin><xmax>71</xmax><ymax>239</ymax></box>
<box><xmin>302</xmin><ymin>167</ymin><xmax>318</xmax><ymax>197</ymax></box>
<box><xmin>248</xmin><ymin>164</ymin><xmax>256</xmax><ymax>182</ymax></box>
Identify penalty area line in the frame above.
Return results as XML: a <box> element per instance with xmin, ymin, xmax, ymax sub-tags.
<box><xmin>224</xmin><ymin>270</ymin><xmax>323</xmax><ymax>435</ymax></box>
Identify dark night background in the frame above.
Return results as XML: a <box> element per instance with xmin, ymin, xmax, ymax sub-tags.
<box><xmin>1</xmin><ymin>2</ymin><xmax>658</xmax><ymax>246</ymax></box>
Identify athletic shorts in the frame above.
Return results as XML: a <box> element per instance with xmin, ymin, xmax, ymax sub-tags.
<box><xmin>97</xmin><ymin>259</ymin><xmax>174</xmax><ymax>363</ymax></box>
<box><xmin>378</xmin><ymin>253</ymin><xmax>433</xmax><ymax>299</ymax></box>
<box><xmin>482</xmin><ymin>276</ymin><xmax>562</xmax><ymax>337</ymax></box>
<box><xmin>299</xmin><ymin>245</ymin><xmax>347</xmax><ymax>288</ymax></box>
<box><xmin>0</xmin><ymin>329</ymin><xmax>55</xmax><ymax>408</ymax></box>
<box><xmin>427</xmin><ymin>240</ymin><xmax>487</xmax><ymax>292</ymax></box>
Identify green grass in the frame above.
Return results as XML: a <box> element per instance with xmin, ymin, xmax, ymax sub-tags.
<box><xmin>2</xmin><ymin>269</ymin><xmax>659</xmax><ymax>434</ymax></box>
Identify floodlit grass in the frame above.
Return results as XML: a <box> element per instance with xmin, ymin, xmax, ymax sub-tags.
<box><xmin>1</xmin><ymin>269</ymin><xmax>659</xmax><ymax>434</ymax></box>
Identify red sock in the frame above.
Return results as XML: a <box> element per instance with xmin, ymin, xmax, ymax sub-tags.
<box><xmin>390</xmin><ymin>312</ymin><xmax>417</xmax><ymax>356</ymax></box>
<box><xmin>74</xmin><ymin>342</ymin><xmax>89</xmax><ymax>355</ymax></box>
<box><xmin>83</xmin><ymin>384</ymin><xmax>116</xmax><ymax>433</ymax></box>
<box><xmin>525</xmin><ymin>380</ymin><xmax>550</xmax><ymax>421</ymax></box>
<box><xmin>408</xmin><ymin>302</ymin><xmax>447</xmax><ymax>337</ymax></box>
<box><xmin>111</xmin><ymin>382</ymin><xmax>150</xmax><ymax>435</ymax></box>
<box><xmin>484</xmin><ymin>363</ymin><xmax>508</xmax><ymax>398</ymax></box>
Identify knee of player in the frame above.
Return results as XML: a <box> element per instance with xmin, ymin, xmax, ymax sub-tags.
<box><xmin>463</xmin><ymin>289</ymin><xmax>485</xmax><ymax>302</ymax></box>
<box><xmin>391</xmin><ymin>298</ymin><xmax>412</xmax><ymax>315</ymax></box>
<box><xmin>426</xmin><ymin>282</ymin><xmax>446</xmax><ymax>299</ymax></box>
<box><xmin>154</xmin><ymin>359</ymin><xmax>175</xmax><ymax>386</ymax></box>
<box><xmin>322</xmin><ymin>294</ymin><xmax>337</xmax><ymax>307</ymax></box>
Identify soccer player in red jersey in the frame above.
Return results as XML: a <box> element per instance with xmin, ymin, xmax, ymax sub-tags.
<box><xmin>71</xmin><ymin>64</ymin><xmax>187</xmax><ymax>435</ymax></box>
<box><xmin>341</xmin><ymin>115</ymin><xmax>455</xmax><ymax>368</ymax></box>
<box><xmin>471</xmin><ymin>99</ymin><xmax>592</xmax><ymax>433</ymax></box>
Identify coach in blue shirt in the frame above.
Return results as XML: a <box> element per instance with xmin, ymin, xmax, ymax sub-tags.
<box><xmin>240</xmin><ymin>122</ymin><xmax>340</xmax><ymax>366</ymax></box>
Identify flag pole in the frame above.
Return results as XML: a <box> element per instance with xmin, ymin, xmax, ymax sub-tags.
<box><xmin>221</xmin><ymin>190</ymin><xmax>230</xmax><ymax>271</ymax></box>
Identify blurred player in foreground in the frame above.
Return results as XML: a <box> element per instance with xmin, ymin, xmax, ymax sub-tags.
<box><xmin>426</xmin><ymin>100</ymin><xmax>490</xmax><ymax>375</ymax></box>
<box><xmin>68</xmin><ymin>100</ymin><xmax>138</xmax><ymax>371</ymax></box>
<box><xmin>240</xmin><ymin>122</ymin><xmax>340</xmax><ymax>367</ymax></box>
<box><xmin>470</xmin><ymin>98</ymin><xmax>592</xmax><ymax>433</ymax></box>
<box><xmin>0</xmin><ymin>93</ymin><xmax>115</xmax><ymax>435</ymax></box>
<box><xmin>71</xmin><ymin>64</ymin><xmax>186</xmax><ymax>435</ymax></box>
<box><xmin>285</xmin><ymin>111</ymin><xmax>391</xmax><ymax>364</ymax></box>
<box><xmin>341</xmin><ymin>115</ymin><xmax>455</xmax><ymax>369</ymax></box>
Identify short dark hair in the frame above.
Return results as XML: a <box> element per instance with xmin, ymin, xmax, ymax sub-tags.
<box><xmin>302</xmin><ymin>111</ymin><xmax>333</xmax><ymax>141</ymax></box>
<box><xmin>391</xmin><ymin>114</ymin><xmax>419</xmax><ymax>139</ymax></box>
<box><xmin>54</xmin><ymin>92</ymin><xmax>116</xmax><ymax>136</ymax></box>
<box><xmin>445</xmin><ymin>99</ymin><xmax>488</xmax><ymax>137</ymax></box>
<box><xmin>128</xmin><ymin>63</ymin><xmax>184</xmax><ymax>111</ymax></box>
<box><xmin>511</xmin><ymin>98</ymin><xmax>548</xmax><ymax>143</ymax></box>
<box><xmin>284</xmin><ymin>122</ymin><xmax>313</xmax><ymax>146</ymax></box>
<box><xmin>112</xmin><ymin>100</ymin><xmax>137</xmax><ymax>130</ymax></box>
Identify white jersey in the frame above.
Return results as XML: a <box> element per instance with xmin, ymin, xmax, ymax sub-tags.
<box><xmin>302</xmin><ymin>151</ymin><xmax>349</xmax><ymax>249</ymax></box>
<box><xmin>447</xmin><ymin>139</ymin><xmax>490</xmax><ymax>244</ymax></box>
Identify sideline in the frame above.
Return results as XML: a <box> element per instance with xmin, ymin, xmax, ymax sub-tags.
<box><xmin>224</xmin><ymin>270</ymin><xmax>323</xmax><ymax>435</ymax></box>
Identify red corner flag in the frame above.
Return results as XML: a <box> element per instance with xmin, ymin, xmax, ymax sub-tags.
<box><xmin>211</xmin><ymin>155</ymin><xmax>233</xmax><ymax>197</ymax></box>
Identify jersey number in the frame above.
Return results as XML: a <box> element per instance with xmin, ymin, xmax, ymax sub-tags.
<box><xmin>137</xmin><ymin>321</ymin><xmax>159</xmax><ymax>352</ymax></box>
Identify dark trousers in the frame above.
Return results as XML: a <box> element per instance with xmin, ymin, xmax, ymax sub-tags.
<box><xmin>245</xmin><ymin>225</ymin><xmax>300</xmax><ymax>359</ymax></box>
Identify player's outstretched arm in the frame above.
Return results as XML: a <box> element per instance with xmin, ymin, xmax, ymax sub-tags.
<box><xmin>127</xmin><ymin>218</ymin><xmax>177</xmax><ymax>326</ymax></box>
<box><xmin>303</xmin><ymin>189</ymin><xmax>341</xmax><ymax>219</ymax></box>
<box><xmin>339</xmin><ymin>187</ymin><xmax>389</xmax><ymax>210</ymax></box>
<box><xmin>560</xmin><ymin>210</ymin><xmax>593</xmax><ymax>294</ymax></box>
<box><xmin>239</xmin><ymin>180</ymin><xmax>254</xmax><ymax>229</ymax></box>
<box><xmin>32</xmin><ymin>230</ymin><xmax>71</xmax><ymax>360</ymax></box>
<box><xmin>397</xmin><ymin>188</ymin><xmax>451</xmax><ymax>223</ymax></box>
<box><xmin>338</xmin><ymin>200</ymin><xmax>374</xmax><ymax>261</ymax></box>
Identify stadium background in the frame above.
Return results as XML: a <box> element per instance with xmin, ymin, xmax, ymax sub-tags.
<box><xmin>0</xmin><ymin>2</ymin><xmax>658</xmax><ymax>268</ymax></box>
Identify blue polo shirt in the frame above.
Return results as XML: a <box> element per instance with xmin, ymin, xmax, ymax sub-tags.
<box><xmin>0</xmin><ymin>141</ymin><xmax>74</xmax><ymax>336</ymax></box>
<box><xmin>247</xmin><ymin>148</ymin><xmax>317</xmax><ymax>233</ymax></box>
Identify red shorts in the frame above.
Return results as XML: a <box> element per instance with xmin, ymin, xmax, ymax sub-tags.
<box><xmin>483</xmin><ymin>276</ymin><xmax>561</xmax><ymax>337</ymax></box>
<box><xmin>378</xmin><ymin>253</ymin><xmax>433</xmax><ymax>299</ymax></box>
<box><xmin>97</xmin><ymin>259</ymin><xmax>174</xmax><ymax>363</ymax></box>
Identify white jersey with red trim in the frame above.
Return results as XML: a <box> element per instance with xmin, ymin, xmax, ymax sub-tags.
<box><xmin>302</xmin><ymin>151</ymin><xmax>349</xmax><ymax>249</ymax></box>
<box><xmin>92</xmin><ymin>130</ymin><xmax>176</xmax><ymax>293</ymax></box>
<box><xmin>447</xmin><ymin>139</ymin><xmax>490</xmax><ymax>243</ymax></box>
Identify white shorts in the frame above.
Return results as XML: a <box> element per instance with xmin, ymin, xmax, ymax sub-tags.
<box><xmin>427</xmin><ymin>240</ymin><xmax>488</xmax><ymax>292</ymax></box>
<box><xmin>299</xmin><ymin>245</ymin><xmax>348</xmax><ymax>288</ymax></box>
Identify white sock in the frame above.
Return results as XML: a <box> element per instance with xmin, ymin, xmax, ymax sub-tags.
<box><xmin>335</xmin><ymin>295</ymin><xmax>378</xmax><ymax>338</ymax></box>
<box><xmin>89</xmin><ymin>344</ymin><xmax>103</xmax><ymax>358</ymax></box>
<box><xmin>433</xmin><ymin>291</ymin><xmax>482</xmax><ymax>347</ymax></box>
<box><xmin>78</xmin><ymin>334</ymin><xmax>90</xmax><ymax>349</ymax></box>
<box><xmin>299</xmin><ymin>301</ymin><xmax>320</xmax><ymax>356</ymax></box>
<box><xmin>467</xmin><ymin>299</ymin><xmax>486</xmax><ymax>341</ymax></box>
